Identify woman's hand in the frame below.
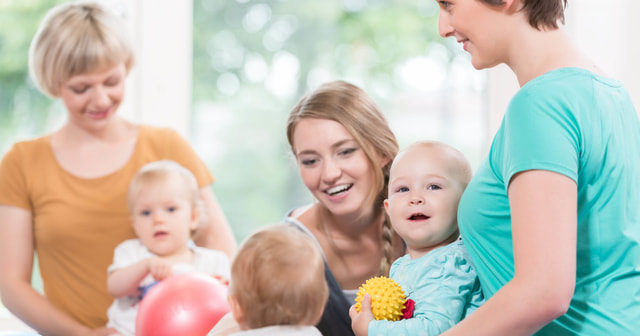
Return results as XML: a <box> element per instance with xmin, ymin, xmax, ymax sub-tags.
<box><xmin>89</xmin><ymin>326</ymin><xmax>119</xmax><ymax>336</ymax></box>
<box><xmin>193</xmin><ymin>187</ymin><xmax>237</xmax><ymax>258</ymax></box>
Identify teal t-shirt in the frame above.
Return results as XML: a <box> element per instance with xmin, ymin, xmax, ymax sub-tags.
<box><xmin>458</xmin><ymin>68</ymin><xmax>640</xmax><ymax>335</ymax></box>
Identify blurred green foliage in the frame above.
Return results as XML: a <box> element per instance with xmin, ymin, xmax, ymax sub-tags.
<box><xmin>193</xmin><ymin>0</ymin><xmax>444</xmax><ymax>101</ymax></box>
<box><xmin>0</xmin><ymin>0</ymin><xmax>454</xmax><ymax>243</ymax></box>
<box><xmin>191</xmin><ymin>0</ymin><xmax>450</xmax><ymax>241</ymax></box>
<box><xmin>0</xmin><ymin>0</ymin><xmax>462</xmax><ymax>314</ymax></box>
<box><xmin>0</xmin><ymin>0</ymin><xmax>67</xmax><ymax>155</ymax></box>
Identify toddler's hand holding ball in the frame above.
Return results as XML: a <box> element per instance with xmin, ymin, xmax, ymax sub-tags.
<box><xmin>349</xmin><ymin>276</ymin><xmax>408</xmax><ymax>336</ymax></box>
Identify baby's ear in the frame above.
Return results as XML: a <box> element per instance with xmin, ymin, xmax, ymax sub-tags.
<box><xmin>383</xmin><ymin>199</ymin><xmax>390</xmax><ymax>214</ymax></box>
<box><xmin>228</xmin><ymin>295</ymin><xmax>244</xmax><ymax>326</ymax></box>
<box><xmin>189</xmin><ymin>206</ymin><xmax>201</xmax><ymax>231</ymax></box>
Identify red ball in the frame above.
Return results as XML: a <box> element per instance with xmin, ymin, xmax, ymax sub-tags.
<box><xmin>135</xmin><ymin>273</ymin><xmax>230</xmax><ymax>336</ymax></box>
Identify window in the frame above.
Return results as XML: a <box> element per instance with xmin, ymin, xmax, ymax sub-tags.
<box><xmin>0</xmin><ymin>0</ymin><xmax>68</xmax><ymax>155</ymax></box>
<box><xmin>190</xmin><ymin>0</ymin><xmax>487</xmax><ymax>240</ymax></box>
<box><xmin>0</xmin><ymin>0</ymin><xmax>638</xmax><ymax>331</ymax></box>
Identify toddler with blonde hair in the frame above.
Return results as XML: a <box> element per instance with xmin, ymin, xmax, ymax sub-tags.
<box><xmin>107</xmin><ymin>160</ymin><xmax>230</xmax><ymax>336</ymax></box>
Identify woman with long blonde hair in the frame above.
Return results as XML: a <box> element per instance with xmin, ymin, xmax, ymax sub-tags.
<box><xmin>284</xmin><ymin>80</ymin><xmax>405</xmax><ymax>335</ymax></box>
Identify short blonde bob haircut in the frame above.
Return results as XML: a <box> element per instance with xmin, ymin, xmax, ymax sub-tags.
<box><xmin>29</xmin><ymin>1</ymin><xmax>135</xmax><ymax>97</ymax></box>
<box><xmin>229</xmin><ymin>224</ymin><xmax>329</xmax><ymax>329</ymax></box>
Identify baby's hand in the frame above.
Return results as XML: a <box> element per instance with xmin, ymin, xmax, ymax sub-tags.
<box><xmin>147</xmin><ymin>257</ymin><xmax>173</xmax><ymax>281</ymax></box>
<box><xmin>349</xmin><ymin>293</ymin><xmax>374</xmax><ymax>336</ymax></box>
<box><xmin>211</xmin><ymin>274</ymin><xmax>230</xmax><ymax>286</ymax></box>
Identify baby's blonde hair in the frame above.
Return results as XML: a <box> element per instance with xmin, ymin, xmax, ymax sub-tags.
<box><xmin>229</xmin><ymin>224</ymin><xmax>328</xmax><ymax>329</ymax></box>
<box><xmin>127</xmin><ymin>160</ymin><xmax>200</xmax><ymax>213</ymax></box>
<box><xmin>29</xmin><ymin>1</ymin><xmax>135</xmax><ymax>97</ymax></box>
<box><xmin>394</xmin><ymin>140</ymin><xmax>473</xmax><ymax>189</ymax></box>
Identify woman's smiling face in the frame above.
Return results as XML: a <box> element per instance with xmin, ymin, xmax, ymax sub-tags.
<box><xmin>58</xmin><ymin>62</ymin><xmax>127</xmax><ymax>132</ymax></box>
<box><xmin>292</xmin><ymin>118</ymin><xmax>377</xmax><ymax>218</ymax></box>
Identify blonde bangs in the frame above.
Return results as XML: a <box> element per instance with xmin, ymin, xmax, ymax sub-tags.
<box><xmin>29</xmin><ymin>1</ymin><xmax>134</xmax><ymax>97</ymax></box>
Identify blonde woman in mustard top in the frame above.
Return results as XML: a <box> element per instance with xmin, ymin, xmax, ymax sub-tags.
<box><xmin>0</xmin><ymin>2</ymin><xmax>236</xmax><ymax>335</ymax></box>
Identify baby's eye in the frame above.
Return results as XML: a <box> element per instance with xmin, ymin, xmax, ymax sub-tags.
<box><xmin>167</xmin><ymin>206</ymin><xmax>177</xmax><ymax>212</ymax></box>
<box><xmin>140</xmin><ymin>210</ymin><xmax>151</xmax><ymax>216</ymax></box>
<box><xmin>427</xmin><ymin>184</ymin><xmax>442</xmax><ymax>190</ymax></box>
<box><xmin>438</xmin><ymin>1</ymin><xmax>451</xmax><ymax>10</ymax></box>
<box><xmin>395</xmin><ymin>186</ymin><xmax>409</xmax><ymax>193</ymax></box>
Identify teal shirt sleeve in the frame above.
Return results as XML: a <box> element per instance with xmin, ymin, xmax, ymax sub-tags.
<box><xmin>501</xmin><ymin>83</ymin><xmax>580</xmax><ymax>185</ymax></box>
<box><xmin>368</xmin><ymin>243</ymin><xmax>484</xmax><ymax>336</ymax></box>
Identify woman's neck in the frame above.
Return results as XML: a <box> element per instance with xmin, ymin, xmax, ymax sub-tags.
<box><xmin>55</xmin><ymin>117</ymin><xmax>134</xmax><ymax>147</ymax></box>
<box><xmin>506</xmin><ymin>26</ymin><xmax>595</xmax><ymax>86</ymax></box>
<box><xmin>311</xmin><ymin>204</ymin><xmax>387</xmax><ymax>289</ymax></box>
<box><xmin>319</xmin><ymin>204</ymin><xmax>383</xmax><ymax>241</ymax></box>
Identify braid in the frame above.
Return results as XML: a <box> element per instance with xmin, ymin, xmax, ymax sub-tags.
<box><xmin>379</xmin><ymin>214</ymin><xmax>395</xmax><ymax>276</ymax></box>
<box><xmin>378</xmin><ymin>170</ymin><xmax>398</xmax><ymax>276</ymax></box>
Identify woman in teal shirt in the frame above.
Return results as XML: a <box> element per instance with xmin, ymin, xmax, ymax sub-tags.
<box><xmin>435</xmin><ymin>0</ymin><xmax>640</xmax><ymax>335</ymax></box>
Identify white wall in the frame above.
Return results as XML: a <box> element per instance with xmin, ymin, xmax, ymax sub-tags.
<box><xmin>111</xmin><ymin>0</ymin><xmax>193</xmax><ymax>137</ymax></box>
<box><xmin>566</xmin><ymin>0</ymin><xmax>640</xmax><ymax>110</ymax></box>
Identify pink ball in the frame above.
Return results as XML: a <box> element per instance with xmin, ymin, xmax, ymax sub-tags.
<box><xmin>135</xmin><ymin>273</ymin><xmax>230</xmax><ymax>336</ymax></box>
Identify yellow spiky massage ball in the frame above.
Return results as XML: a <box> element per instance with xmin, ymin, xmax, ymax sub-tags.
<box><xmin>354</xmin><ymin>276</ymin><xmax>407</xmax><ymax>321</ymax></box>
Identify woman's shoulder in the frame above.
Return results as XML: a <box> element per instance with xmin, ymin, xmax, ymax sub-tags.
<box><xmin>284</xmin><ymin>204</ymin><xmax>317</xmax><ymax>230</ymax></box>
<box><xmin>137</xmin><ymin>124</ymin><xmax>180</xmax><ymax>141</ymax></box>
<box><xmin>517</xmin><ymin>67</ymin><xmax>614</xmax><ymax>102</ymax></box>
<box><xmin>2</xmin><ymin>135</ymin><xmax>53</xmax><ymax>167</ymax></box>
<box><xmin>286</xmin><ymin>205</ymin><xmax>324</xmax><ymax>235</ymax></box>
<box><xmin>286</xmin><ymin>204</ymin><xmax>314</xmax><ymax>219</ymax></box>
<box><xmin>134</xmin><ymin>124</ymin><xmax>193</xmax><ymax>156</ymax></box>
<box><xmin>282</xmin><ymin>205</ymin><xmax>327</xmax><ymax>258</ymax></box>
<box><xmin>5</xmin><ymin>134</ymin><xmax>51</xmax><ymax>154</ymax></box>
